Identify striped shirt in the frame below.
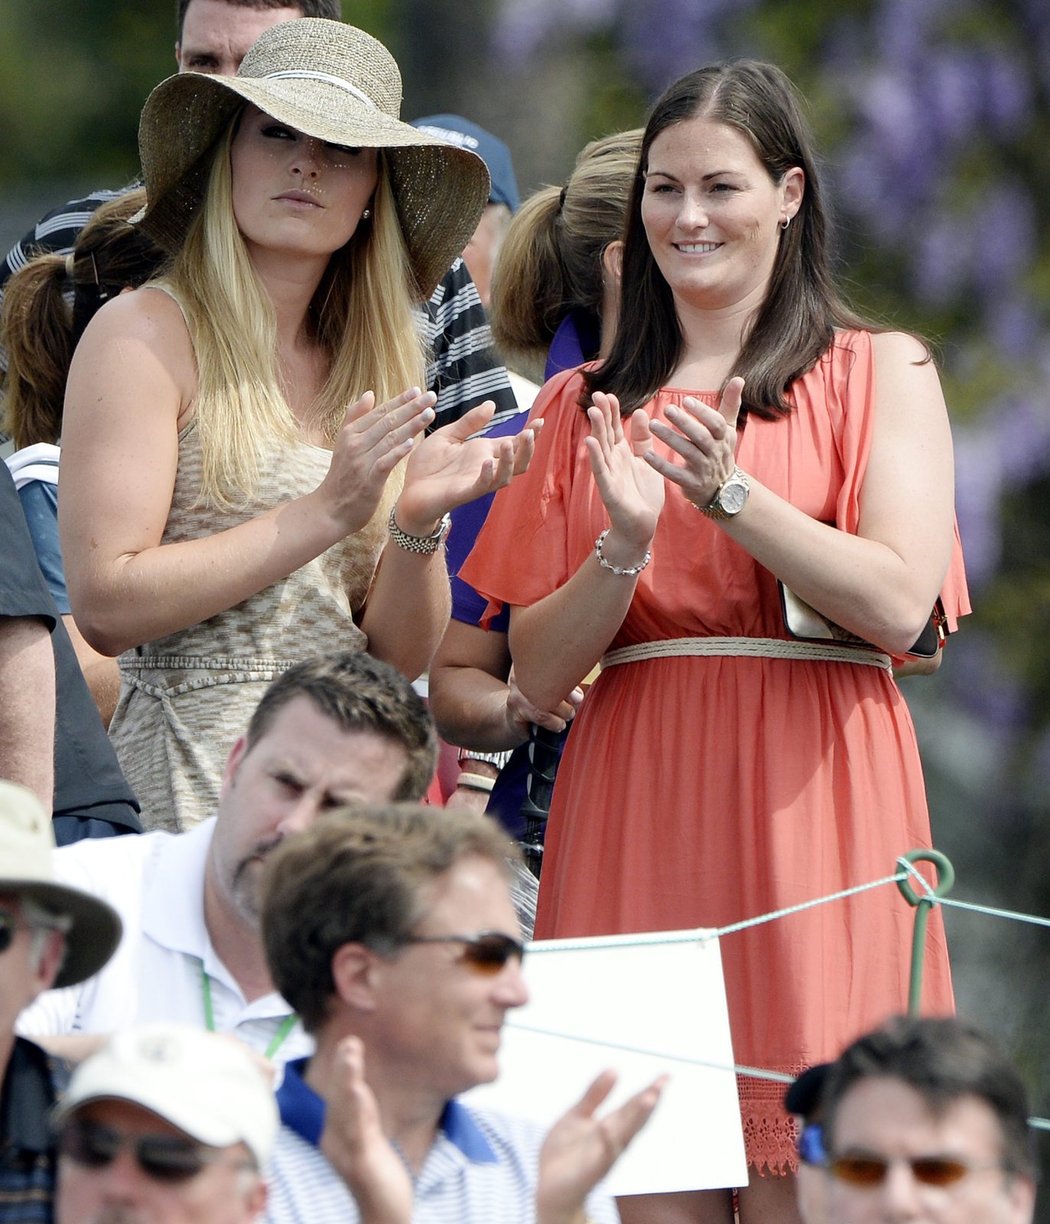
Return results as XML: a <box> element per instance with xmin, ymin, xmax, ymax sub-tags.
<box><xmin>0</xmin><ymin>189</ymin><xmax>517</xmax><ymax>431</ymax></box>
<box><xmin>267</xmin><ymin>1056</ymin><xmax>619</xmax><ymax>1223</ymax></box>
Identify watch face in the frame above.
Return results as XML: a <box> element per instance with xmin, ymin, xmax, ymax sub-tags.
<box><xmin>719</xmin><ymin>477</ymin><xmax>749</xmax><ymax>515</ymax></box>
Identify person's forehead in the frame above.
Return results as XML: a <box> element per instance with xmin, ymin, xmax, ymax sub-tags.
<box><xmin>417</xmin><ymin>855</ymin><xmax>519</xmax><ymax>932</ymax></box>
<box><xmin>834</xmin><ymin>1076</ymin><xmax>1007</xmax><ymax>1158</ymax></box>
<box><xmin>180</xmin><ymin>0</ymin><xmax>306</xmax><ymax>44</ymax></box>
<box><xmin>248</xmin><ymin>697</ymin><xmax>407</xmax><ymax>782</ymax></box>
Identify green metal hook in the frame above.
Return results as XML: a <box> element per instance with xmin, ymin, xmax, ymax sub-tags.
<box><xmin>896</xmin><ymin>848</ymin><xmax>955</xmax><ymax>1016</ymax></box>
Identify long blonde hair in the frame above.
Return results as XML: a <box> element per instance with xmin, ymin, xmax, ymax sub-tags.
<box><xmin>161</xmin><ymin>116</ymin><xmax>426</xmax><ymax>510</ymax></box>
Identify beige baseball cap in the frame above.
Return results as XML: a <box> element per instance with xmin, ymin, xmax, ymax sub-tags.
<box><xmin>55</xmin><ymin>1024</ymin><xmax>279</xmax><ymax>1166</ymax></box>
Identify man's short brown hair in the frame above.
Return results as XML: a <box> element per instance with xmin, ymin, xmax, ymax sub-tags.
<box><xmin>261</xmin><ymin>803</ymin><xmax>518</xmax><ymax>1031</ymax></box>
<box><xmin>244</xmin><ymin>652</ymin><xmax>437</xmax><ymax>801</ymax></box>
<box><xmin>822</xmin><ymin>1015</ymin><xmax>1035</xmax><ymax>1179</ymax></box>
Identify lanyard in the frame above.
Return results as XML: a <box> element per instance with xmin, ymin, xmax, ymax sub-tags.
<box><xmin>200</xmin><ymin>965</ymin><xmax>299</xmax><ymax>1061</ymax></box>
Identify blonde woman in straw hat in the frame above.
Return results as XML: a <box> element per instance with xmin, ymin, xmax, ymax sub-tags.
<box><xmin>57</xmin><ymin>18</ymin><xmax>541</xmax><ymax>833</ymax></box>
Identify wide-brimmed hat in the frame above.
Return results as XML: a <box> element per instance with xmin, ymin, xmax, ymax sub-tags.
<box><xmin>55</xmin><ymin>1024</ymin><xmax>278</xmax><ymax>1166</ymax></box>
<box><xmin>0</xmin><ymin>781</ymin><xmax>121</xmax><ymax>988</ymax></box>
<box><xmin>136</xmin><ymin>18</ymin><xmax>490</xmax><ymax>299</ymax></box>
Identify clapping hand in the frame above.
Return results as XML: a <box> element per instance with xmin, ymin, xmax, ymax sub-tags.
<box><xmin>396</xmin><ymin>402</ymin><xmax>543</xmax><ymax>534</ymax></box>
<box><xmin>319</xmin><ymin>1037</ymin><xmax>412</xmax><ymax>1224</ymax></box>
<box><xmin>536</xmin><ymin>1069</ymin><xmax>667</xmax><ymax>1224</ymax></box>
<box><xmin>646</xmin><ymin>376</ymin><xmax>744</xmax><ymax>509</ymax></box>
<box><xmin>584</xmin><ymin>393</ymin><xmax>665</xmax><ymax>556</ymax></box>
<box><xmin>317</xmin><ymin>387</ymin><xmax>437</xmax><ymax>537</ymax></box>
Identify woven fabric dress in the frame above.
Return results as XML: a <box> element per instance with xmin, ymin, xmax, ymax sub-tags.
<box><xmin>108</xmin><ymin>420</ymin><xmax>385</xmax><ymax>832</ymax></box>
<box><xmin>460</xmin><ymin>331</ymin><xmax>969</xmax><ymax>1172</ymax></box>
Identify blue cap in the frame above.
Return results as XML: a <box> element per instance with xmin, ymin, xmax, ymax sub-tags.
<box><xmin>411</xmin><ymin>114</ymin><xmax>520</xmax><ymax>212</ymax></box>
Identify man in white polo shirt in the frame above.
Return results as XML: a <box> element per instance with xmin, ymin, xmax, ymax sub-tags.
<box><xmin>17</xmin><ymin>651</ymin><xmax>436</xmax><ymax>1068</ymax></box>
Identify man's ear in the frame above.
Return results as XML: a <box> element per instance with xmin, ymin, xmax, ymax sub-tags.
<box><xmin>1006</xmin><ymin>1173</ymin><xmax>1036</xmax><ymax>1224</ymax></box>
<box><xmin>33</xmin><ymin>930</ymin><xmax>67</xmax><ymax>995</ymax></box>
<box><xmin>220</xmin><ymin>734</ymin><xmax>249</xmax><ymax>796</ymax></box>
<box><xmin>245</xmin><ymin>1174</ymin><xmax>268</xmax><ymax>1220</ymax></box>
<box><xmin>175</xmin><ymin>42</ymin><xmax>183</xmax><ymax>70</ymax></box>
<box><xmin>330</xmin><ymin>943</ymin><xmax>381</xmax><ymax>1013</ymax></box>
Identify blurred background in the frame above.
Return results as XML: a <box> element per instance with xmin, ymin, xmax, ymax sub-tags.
<box><xmin>3</xmin><ymin>0</ymin><xmax>1049</xmax><ymax>1191</ymax></box>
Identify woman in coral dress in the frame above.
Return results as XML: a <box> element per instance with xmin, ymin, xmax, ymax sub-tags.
<box><xmin>461</xmin><ymin>60</ymin><xmax>968</xmax><ymax>1224</ymax></box>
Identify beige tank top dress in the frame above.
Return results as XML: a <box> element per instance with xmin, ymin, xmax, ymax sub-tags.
<box><xmin>108</xmin><ymin>420</ymin><xmax>384</xmax><ymax>832</ymax></box>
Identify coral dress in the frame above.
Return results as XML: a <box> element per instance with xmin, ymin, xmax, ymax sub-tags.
<box><xmin>460</xmin><ymin>332</ymin><xmax>969</xmax><ymax>1173</ymax></box>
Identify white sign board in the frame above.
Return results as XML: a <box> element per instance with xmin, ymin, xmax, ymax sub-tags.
<box><xmin>466</xmin><ymin>930</ymin><xmax>748</xmax><ymax>1196</ymax></box>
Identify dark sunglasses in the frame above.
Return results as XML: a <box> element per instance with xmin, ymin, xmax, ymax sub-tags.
<box><xmin>58</xmin><ymin>1119</ymin><xmax>252</xmax><ymax>1184</ymax></box>
<box><xmin>401</xmin><ymin>931</ymin><xmax>525</xmax><ymax>975</ymax></box>
<box><xmin>827</xmin><ymin>1152</ymin><xmax>1002</xmax><ymax>1188</ymax></box>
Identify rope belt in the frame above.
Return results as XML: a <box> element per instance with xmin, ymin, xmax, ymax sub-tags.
<box><xmin>601</xmin><ymin>636</ymin><xmax>892</xmax><ymax>670</ymax></box>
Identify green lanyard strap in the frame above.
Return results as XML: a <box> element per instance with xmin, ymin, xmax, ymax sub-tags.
<box><xmin>200</xmin><ymin>965</ymin><xmax>299</xmax><ymax>1060</ymax></box>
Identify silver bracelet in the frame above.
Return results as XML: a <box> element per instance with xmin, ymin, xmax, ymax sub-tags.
<box><xmin>388</xmin><ymin>507</ymin><xmax>451</xmax><ymax>555</ymax></box>
<box><xmin>594</xmin><ymin>529</ymin><xmax>651</xmax><ymax>577</ymax></box>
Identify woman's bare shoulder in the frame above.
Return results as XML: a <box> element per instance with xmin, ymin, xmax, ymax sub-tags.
<box><xmin>869</xmin><ymin>328</ymin><xmax>933</xmax><ymax>367</ymax></box>
<box><xmin>69</xmin><ymin>284</ymin><xmax>197</xmax><ymax>414</ymax></box>
<box><xmin>84</xmin><ymin>283</ymin><xmax>190</xmax><ymax>346</ymax></box>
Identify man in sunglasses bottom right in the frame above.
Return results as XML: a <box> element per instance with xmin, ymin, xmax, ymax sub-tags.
<box><xmin>817</xmin><ymin>1015</ymin><xmax>1036</xmax><ymax>1224</ymax></box>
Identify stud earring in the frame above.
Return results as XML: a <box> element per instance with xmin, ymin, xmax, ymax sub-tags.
<box><xmin>361</xmin><ymin>208</ymin><xmax>372</xmax><ymax>220</ymax></box>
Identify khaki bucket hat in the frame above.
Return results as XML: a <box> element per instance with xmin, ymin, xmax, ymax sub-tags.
<box><xmin>0</xmin><ymin>781</ymin><xmax>122</xmax><ymax>988</ymax></box>
<box><xmin>135</xmin><ymin>18</ymin><xmax>490</xmax><ymax>299</ymax></box>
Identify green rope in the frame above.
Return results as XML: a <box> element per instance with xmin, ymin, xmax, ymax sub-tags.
<box><xmin>895</xmin><ymin>849</ymin><xmax>955</xmax><ymax>1015</ymax></box>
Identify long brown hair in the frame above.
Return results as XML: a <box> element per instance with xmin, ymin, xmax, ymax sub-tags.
<box><xmin>1</xmin><ymin>188</ymin><xmax>162</xmax><ymax>448</ymax></box>
<box><xmin>584</xmin><ymin>59</ymin><xmax>874</xmax><ymax>422</ymax></box>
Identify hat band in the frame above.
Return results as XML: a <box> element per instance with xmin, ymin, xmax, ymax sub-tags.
<box><xmin>261</xmin><ymin>70</ymin><xmax>376</xmax><ymax>110</ymax></box>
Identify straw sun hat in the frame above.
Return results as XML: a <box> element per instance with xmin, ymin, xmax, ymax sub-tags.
<box><xmin>135</xmin><ymin>18</ymin><xmax>491</xmax><ymax>299</ymax></box>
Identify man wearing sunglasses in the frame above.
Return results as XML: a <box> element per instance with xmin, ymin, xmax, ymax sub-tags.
<box><xmin>18</xmin><ymin>651</ymin><xmax>436</xmax><ymax>1069</ymax></box>
<box><xmin>259</xmin><ymin>803</ymin><xmax>664</xmax><ymax>1223</ymax></box>
<box><xmin>53</xmin><ymin>1023</ymin><xmax>276</xmax><ymax>1224</ymax></box>
<box><xmin>820</xmin><ymin>1015</ymin><xmax>1036</xmax><ymax>1224</ymax></box>
<box><xmin>0</xmin><ymin>780</ymin><xmax>121</xmax><ymax>1222</ymax></box>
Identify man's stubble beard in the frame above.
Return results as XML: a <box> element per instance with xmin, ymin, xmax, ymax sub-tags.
<box><xmin>227</xmin><ymin>835</ymin><xmax>284</xmax><ymax>926</ymax></box>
